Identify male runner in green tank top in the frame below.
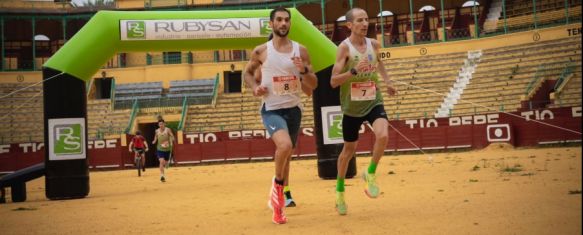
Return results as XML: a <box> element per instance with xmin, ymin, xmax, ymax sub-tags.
<box><xmin>152</xmin><ymin>119</ymin><xmax>175</xmax><ymax>182</ymax></box>
<box><xmin>330</xmin><ymin>7</ymin><xmax>397</xmax><ymax>215</ymax></box>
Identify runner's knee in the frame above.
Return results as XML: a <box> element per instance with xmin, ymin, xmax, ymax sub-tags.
<box><xmin>276</xmin><ymin>142</ymin><xmax>293</xmax><ymax>155</ymax></box>
<box><xmin>375</xmin><ymin>132</ymin><xmax>388</xmax><ymax>143</ymax></box>
<box><xmin>340</xmin><ymin>143</ymin><xmax>357</xmax><ymax>157</ymax></box>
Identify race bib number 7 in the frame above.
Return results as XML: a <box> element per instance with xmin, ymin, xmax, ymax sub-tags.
<box><xmin>351</xmin><ymin>81</ymin><xmax>376</xmax><ymax>101</ymax></box>
<box><xmin>273</xmin><ymin>76</ymin><xmax>300</xmax><ymax>95</ymax></box>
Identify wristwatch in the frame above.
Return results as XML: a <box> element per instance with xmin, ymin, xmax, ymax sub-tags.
<box><xmin>350</xmin><ymin>68</ymin><xmax>358</xmax><ymax>76</ymax></box>
<box><xmin>300</xmin><ymin>65</ymin><xmax>309</xmax><ymax>75</ymax></box>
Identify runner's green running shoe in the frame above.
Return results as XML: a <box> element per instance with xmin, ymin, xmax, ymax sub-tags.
<box><xmin>335</xmin><ymin>191</ymin><xmax>347</xmax><ymax>215</ymax></box>
<box><xmin>363</xmin><ymin>172</ymin><xmax>379</xmax><ymax>198</ymax></box>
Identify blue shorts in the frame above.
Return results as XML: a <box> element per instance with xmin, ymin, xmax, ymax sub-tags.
<box><xmin>157</xmin><ymin>150</ymin><xmax>170</xmax><ymax>161</ymax></box>
<box><xmin>261</xmin><ymin>104</ymin><xmax>302</xmax><ymax>148</ymax></box>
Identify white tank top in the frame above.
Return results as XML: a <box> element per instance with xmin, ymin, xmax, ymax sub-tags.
<box><xmin>260</xmin><ymin>40</ymin><xmax>302</xmax><ymax>111</ymax></box>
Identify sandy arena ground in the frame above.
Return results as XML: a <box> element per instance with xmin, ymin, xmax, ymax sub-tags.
<box><xmin>0</xmin><ymin>145</ymin><xmax>581</xmax><ymax>235</ymax></box>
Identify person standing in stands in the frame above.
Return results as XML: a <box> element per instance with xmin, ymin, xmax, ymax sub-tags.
<box><xmin>330</xmin><ymin>7</ymin><xmax>397</xmax><ymax>215</ymax></box>
<box><xmin>152</xmin><ymin>119</ymin><xmax>175</xmax><ymax>182</ymax></box>
<box><xmin>243</xmin><ymin>7</ymin><xmax>317</xmax><ymax>224</ymax></box>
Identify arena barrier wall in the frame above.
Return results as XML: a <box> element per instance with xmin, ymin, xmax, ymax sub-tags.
<box><xmin>1</xmin><ymin>107</ymin><xmax>579</xmax><ymax>173</ymax></box>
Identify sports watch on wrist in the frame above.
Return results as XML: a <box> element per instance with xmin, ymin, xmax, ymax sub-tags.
<box><xmin>350</xmin><ymin>68</ymin><xmax>358</xmax><ymax>76</ymax></box>
<box><xmin>300</xmin><ymin>65</ymin><xmax>308</xmax><ymax>75</ymax></box>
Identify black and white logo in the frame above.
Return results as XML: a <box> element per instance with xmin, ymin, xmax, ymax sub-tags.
<box><xmin>487</xmin><ymin>124</ymin><xmax>511</xmax><ymax>142</ymax></box>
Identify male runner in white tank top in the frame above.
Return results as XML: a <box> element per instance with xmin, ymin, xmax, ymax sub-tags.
<box><xmin>330</xmin><ymin>8</ymin><xmax>397</xmax><ymax>216</ymax></box>
<box><xmin>243</xmin><ymin>7</ymin><xmax>317</xmax><ymax>224</ymax></box>
<box><xmin>252</xmin><ymin>33</ymin><xmax>313</xmax><ymax>209</ymax></box>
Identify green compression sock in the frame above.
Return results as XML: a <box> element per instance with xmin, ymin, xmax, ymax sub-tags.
<box><xmin>368</xmin><ymin>162</ymin><xmax>378</xmax><ymax>174</ymax></box>
<box><xmin>336</xmin><ymin>177</ymin><xmax>345</xmax><ymax>192</ymax></box>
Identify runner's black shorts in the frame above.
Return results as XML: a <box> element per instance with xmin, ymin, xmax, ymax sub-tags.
<box><xmin>342</xmin><ymin>105</ymin><xmax>388</xmax><ymax>142</ymax></box>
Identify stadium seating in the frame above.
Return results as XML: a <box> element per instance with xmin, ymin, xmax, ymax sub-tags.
<box><xmin>87</xmin><ymin>99</ymin><xmax>131</xmax><ymax>139</ymax></box>
<box><xmin>0</xmin><ymin>83</ymin><xmax>136</xmax><ymax>142</ymax></box>
<box><xmin>549</xmin><ymin>62</ymin><xmax>583</xmax><ymax>107</ymax></box>
<box><xmin>167</xmin><ymin>79</ymin><xmax>215</xmax><ymax>99</ymax></box>
<box><xmin>381</xmin><ymin>52</ymin><xmax>467</xmax><ymax>119</ymax></box>
<box><xmin>185</xmin><ymin>92</ymin><xmax>260</xmax><ymax>132</ymax></box>
<box><xmin>496</xmin><ymin>1</ymin><xmax>582</xmax><ymax>31</ymax></box>
<box><xmin>453</xmin><ymin>36</ymin><xmax>581</xmax><ymax>115</ymax></box>
<box><xmin>114</xmin><ymin>82</ymin><xmax>163</xmax><ymax>101</ymax></box>
<box><xmin>0</xmin><ymin>83</ymin><xmax>44</xmax><ymax>144</ymax></box>
<box><xmin>503</xmin><ymin>0</ymin><xmax>580</xmax><ymax>17</ymax></box>
<box><xmin>113</xmin><ymin>81</ymin><xmax>163</xmax><ymax>109</ymax></box>
<box><xmin>184</xmin><ymin>90</ymin><xmax>314</xmax><ymax>133</ymax></box>
<box><xmin>2</xmin><ymin>35</ymin><xmax>580</xmax><ymax>143</ymax></box>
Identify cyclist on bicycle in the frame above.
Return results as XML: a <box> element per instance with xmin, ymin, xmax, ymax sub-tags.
<box><xmin>129</xmin><ymin>130</ymin><xmax>149</xmax><ymax>172</ymax></box>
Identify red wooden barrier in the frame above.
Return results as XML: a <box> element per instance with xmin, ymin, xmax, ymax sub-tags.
<box><xmin>1</xmin><ymin>107</ymin><xmax>580</xmax><ymax>172</ymax></box>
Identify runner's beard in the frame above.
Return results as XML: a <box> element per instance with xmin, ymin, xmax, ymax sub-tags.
<box><xmin>274</xmin><ymin>28</ymin><xmax>289</xmax><ymax>37</ymax></box>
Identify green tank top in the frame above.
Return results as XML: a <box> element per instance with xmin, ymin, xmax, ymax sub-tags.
<box><xmin>156</xmin><ymin>128</ymin><xmax>172</xmax><ymax>152</ymax></box>
<box><xmin>339</xmin><ymin>38</ymin><xmax>384</xmax><ymax>117</ymax></box>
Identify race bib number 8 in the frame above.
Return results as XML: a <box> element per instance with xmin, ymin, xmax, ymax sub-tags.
<box><xmin>273</xmin><ymin>76</ymin><xmax>300</xmax><ymax>95</ymax></box>
<box><xmin>351</xmin><ymin>81</ymin><xmax>376</xmax><ymax>101</ymax></box>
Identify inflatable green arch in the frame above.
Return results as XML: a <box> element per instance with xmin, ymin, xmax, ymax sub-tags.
<box><xmin>42</xmin><ymin>8</ymin><xmax>343</xmax><ymax>200</ymax></box>
<box><xmin>45</xmin><ymin>9</ymin><xmax>336</xmax><ymax>81</ymax></box>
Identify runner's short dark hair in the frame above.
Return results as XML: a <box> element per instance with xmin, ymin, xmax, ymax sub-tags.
<box><xmin>270</xmin><ymin>7</ymin><xmax>291</xmax><ymax>21</ymax></box>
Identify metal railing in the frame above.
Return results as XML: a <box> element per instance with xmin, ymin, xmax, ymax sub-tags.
<box><xmin>124</xmin><ymin>99</ymin><xmax>140</xmax><ymax>134</ymax></box>
<box><xmin>447</xmin><ymin>28</ymin><xmax>472</xmax><ymax>41</ymax></box>
<box><xmin>86</xmin><ymin>78</ymin><xmax>94</xmax><ymax>99</ymax></box>
<box><xmin>211</xmin><ymin>73</ymin><xmax>220</xmax><ymax>107</ymax></box>
<box><xmin>553</xmin><ymin>62</ymin><xmax>576</xmax><ymax>91</ymax></box>
<box><xmin>177</xmin><ymin>97</ymin><xmax>188</xmax><ymax>131</ymax></box>
<box><xmin>525</xmin><ymin>64</ymin><xmax>548</xmax><ymax>96</ymax></box>
<box><xmin>109</xmin><ymin>78</ymin><xmax>116</xmax><ymax>110</ymax></box>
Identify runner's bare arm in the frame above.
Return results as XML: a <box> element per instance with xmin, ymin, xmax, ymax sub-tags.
<box><xmin>152</xmin><ymin>130</ymin><xmax>158</xmax><ymax>144</ymax></box>
<box><xmin>372</xmin><ymin>40</ymin><xmax>388</xmax><ymax>81</ymax></box>
<box><xmin>298</xmin><ymin>46</ymin><xmax>317</xmax><ymax>90</ymax></box>
<box><xmin>330</xmin><ymin>43</ymin><xmax>352</xmax><ymax>88</ymax></box>
<box><xmin>372</xmin><ymin>39</ymin><xmax>396</xmax><ymax>96</ymax></box>
<box><xmin>301</xmin><ymin>84</ymin><xmax>313</xmax><ymax>96</ymax></box>
<box><xmin>254</xmin><ymin>67</ymin><xmax>262</xmax><ymax>84</ymax></box>
<box><xmin>243</xmin><ymin>45</ymin><xmax>265</xmax><ymax>91</ymax></box>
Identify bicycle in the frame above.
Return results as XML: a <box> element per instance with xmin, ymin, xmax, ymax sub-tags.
<box><xmin>131</xmin><ymin>148</ymin><xmax>147</xmax><ymax>177</ymax></box>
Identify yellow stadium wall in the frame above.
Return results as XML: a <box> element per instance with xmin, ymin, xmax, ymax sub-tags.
<box><xmin>0</xmin><ymin>0</ymin><xmax>72</xmax><ymax>9</ymax></box>
<box><xmin>116</xmin><ymin>0</ymin><xmax>224</xmax><ymax>9</ymax></box>
<box><xmin>380</xmin><ymin>23</ymin><xmax>582</xmax><ymax>60</ymax></box>
<box><xmin>125</xmin><ymin>52</ymin><xmax>147</xmax><ymax>67</ymax></box>
<box><xmin>116</xmin><ymin>0</ymin><xmax>144</xmax><ymax>9</ymax></box>
<box><xmin>192</xmin><ymin>0</ymin><xmax>224</xmax><ymax>5</ymax></box>
<box><xmin>0</xmin><ymin>71</ymin><xmax>43</xmax><ymax>83</ymax></box>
